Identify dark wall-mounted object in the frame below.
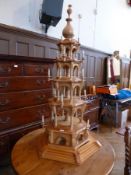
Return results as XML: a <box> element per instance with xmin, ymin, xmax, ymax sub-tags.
<box><xmin>39</xmin><ymin>0</ymin><xmax>64</xmax><ymax>33</ymax></box>
<box><xmin>127</xmin><ymin>0</ymin><xmax>131</xmax><ymax>6</ymax></box>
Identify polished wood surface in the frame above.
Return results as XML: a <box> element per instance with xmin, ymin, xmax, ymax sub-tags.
<box><xmin>0</xmin><ymin>55</ymin><xmax>54</xmax><ymax>160</ymax></box>
<box><xmin>83</xmin><ymin>94</ymin><xmax>100</xmax><ymax>130</ymax></box>
<box><xmin>12</xmin><ymin>128</ymin><xmax>115</xmax><ymax>175</ymax></box>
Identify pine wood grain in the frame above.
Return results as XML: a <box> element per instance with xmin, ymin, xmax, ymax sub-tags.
<box><xmin>11</xmin><ymin>128</ymin><xmax>115</xmax><ymax>175</ymax></box>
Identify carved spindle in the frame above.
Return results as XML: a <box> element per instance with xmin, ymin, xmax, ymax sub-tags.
<box><xmin>124</xmin><ymin>126</ymin><xmax>131</xmax><ymax>175</ymax></box>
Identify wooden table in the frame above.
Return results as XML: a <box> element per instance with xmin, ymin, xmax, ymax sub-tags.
<box><xmin>11</xmin><ymin>128</ymin><xmax>115</xmax><ymax>175</ymax></box>
<box><xmin>100</xmin><ymin>97</ymin><xmax>131</xmax><ymax>127</ymax></box>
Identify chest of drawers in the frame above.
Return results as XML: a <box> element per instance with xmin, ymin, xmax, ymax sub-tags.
<box><xmin>83</xmin><ymin>95</ymin><xmax>100</xmax><ymax>130</ymax></box>
<box><xmin>0</xmin><ymin>54</ymin><xmax>54</xmax><ymax>160</ymax></box>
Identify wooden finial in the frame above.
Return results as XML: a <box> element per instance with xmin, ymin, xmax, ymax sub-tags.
<box><xmin>67</xmin><ymin>4</ymin><xmax>72</xmax><ymax>17</ymax></box>
<box><xmin>62</xmin><ymin>4</ymin><xmax>74</xmax><ymax>39</ymax></box>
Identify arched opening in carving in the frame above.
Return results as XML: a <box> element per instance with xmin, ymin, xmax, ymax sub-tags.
<box><xmin>55</xmin><ymin>136</ymin><xmax>67</xmax><ymax>146</ymax></box>
<box><xmin>56</xmin><ymin>65</ymin><xmax>60</xmax><ymax>77</ymax></box>
<box><xmin>73</xmin><ymin>65</ymin><xmax>79</xmax><ymax>77</ymax></box>
<box><xmin>65</xmin><ymin>47</ymin><xmax>70</xmax><ymax>57</ymax></box>
<box><xmin>77</xmin><ymin>133</ymin><xmax>84</xmax><ymax>142</ymax></box>
<box><xmin>73</xmin><ymin>86</ymin><xmax>80</xmax><ymax>96</ymax></box>
<box><xmin>63</xmin><ymin>65</ymin><xmax>70</xmax><ymax>77</ymax></box>
<box><xmin>77</xmin><ymin>108</ymin><xmax>82</xmax><ymax>119</ymax></box>
<box><xmin>60</xmin><ymin>85</ymin><xmax>70</xmax><ymax>98</ymax></box>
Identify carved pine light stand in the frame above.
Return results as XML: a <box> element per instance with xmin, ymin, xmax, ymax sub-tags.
<box><xmin>42</xmin><ymin>5</ymin><xmax>101</xmax><ymax>165</ymax></box>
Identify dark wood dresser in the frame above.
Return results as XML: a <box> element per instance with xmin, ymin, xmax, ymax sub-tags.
<box><xmin>0</xmin><ymin>54</ymin><xmax>54</xmax><ymax>161</ymax></box>
<box><xmin>83</xmin><ymin>94</ymin><xmax>100</xmax><ymax>130</ymax></box>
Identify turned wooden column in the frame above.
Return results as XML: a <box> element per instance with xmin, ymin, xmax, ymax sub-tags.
<box><xmin>124</xmin><ymin>126</ymin><xmax>131</xmax><ymax>175</ymax></box>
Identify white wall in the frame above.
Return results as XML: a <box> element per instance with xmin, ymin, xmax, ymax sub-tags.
<box><xmin>0</xmin><ymin>0</ymin><xmax>131</xmax><ymax>57</ymax></box>
<box><xmin>95</xmin><ymin>0</ymin><xmax>131</xmax><ymax>57</ymax></box>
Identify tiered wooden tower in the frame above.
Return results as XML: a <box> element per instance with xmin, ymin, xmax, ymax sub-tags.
<box><xmin>42</xmin><ymin>5</ymin><xmax>101</xmax><ymax>165</ymax></box>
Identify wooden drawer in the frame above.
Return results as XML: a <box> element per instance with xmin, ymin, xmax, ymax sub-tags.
<box><xmin>84</xmin><ymin>108</ymin><xmax>99</xmax><ymax>130</ymax></box>
<box><xmin>9</xmin><ymin>124</ymin><xmax>41</xmax><ymax>149</ymax></box>
<box><xmin>0</xmin><ymin>123</ymin><xmax>41</xmax><ymax>158</ymax></box>
<box><xmin>0</xmin><ymin>135</ymin><xmax>10</xmax><ymax>155</ymax></box>
<box><xmin>23</xmin><ymin>63</ymin><xmax>49</xmax><ymax>76</ymax></box>
<box><xmin>0</xmin><ymin>56</ymin><xmax>54</xmax><ymax>158</ymax></box>
<box><xmin>85</xmin><ymin>99</ymin><xmax>99</xmax><ymax>110</ymax></box>
<box><xmin>0</xmin><ymin>61</ymin><xmax>23</xmax><ymax>76</ymax></box>
<box><xmin>0</xmin><ymin>89</ymin><xmax>52</xmax><ymax>111</ymax></box>
<box><xmin>0</xmin><ymin>104</ymin><xmax>51</xmax><ymax>131</ymax></box>
<box><xmin>0</xmin><ymin>76</ymin><xmax>51</xmax><ymax>92</ymax></box>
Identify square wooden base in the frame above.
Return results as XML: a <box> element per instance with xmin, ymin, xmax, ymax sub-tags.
<box><xmin>42</xmin><ymin>135</ymin><xmax>101</xmax><ymax>165</ymax></box>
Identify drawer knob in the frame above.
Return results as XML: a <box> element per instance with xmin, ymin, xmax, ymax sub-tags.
<box><xmin>35</xmin><ymin>67</ymin><xmax>45</xmax><ymax>73</ymax></box>
<box><xmin>36</xmin><ymin>80</ymin><xmax>46</xmax><ymax>85</ymax></box>
<box><xmin>0</xmin><ymin>99</ymin><xmax>10</xmax><ymax>106</ymax></box>
<box><xmin>0</xmin><ymin>141</ymin><xmax>5</xmax><ymax>146</ymax></box>
<box><xmin>13</xmin><ymin>64</ymin><xmax>18</xmax><ymax>68</ymax></box>
<box><xmin>36</xmin><ymin>95</ymin><xmax>46</xmax><ymax>102</ymax></box>
<box><xmin>0</xmin><ymin>67</ymin><xmax>11</xmax><ymax>73</ymax></box>
<box><xmin>0</xmin><ymin>81</ymin><xmax>9</xmax><ymax>88</ymax></box>
<box><xmin>37</xmin><ymin>109</ymin><xmax>45</xmax><ymax>116</ymax></box>
<box><xmin>0</xmin><ymin>116</ymin><xmax>10</xmax><ymax>124</ymax></box>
